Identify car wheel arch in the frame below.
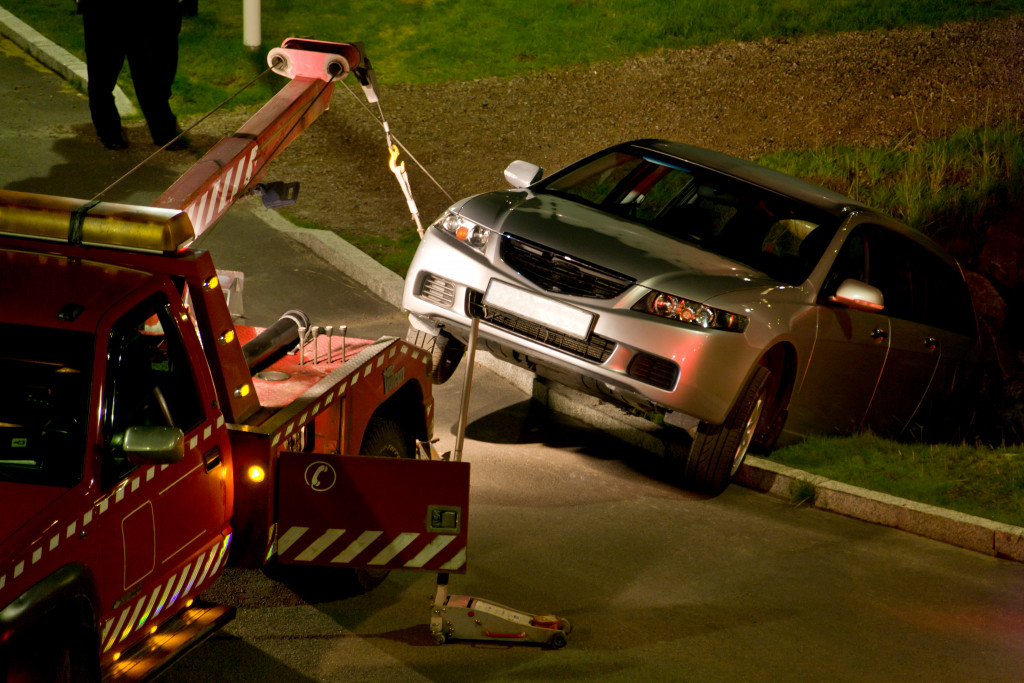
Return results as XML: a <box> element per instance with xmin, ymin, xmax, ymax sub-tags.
<box><xmin>752</xmin><ymin>342</ymin><xmax>797</xmax><ymax>453</ymax></box>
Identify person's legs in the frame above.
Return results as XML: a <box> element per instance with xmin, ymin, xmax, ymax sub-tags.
<box><xmin>126</xmin><ymin>4</ymin><xmax>182</xmax><ymax>146</ymax></box>
<box><xmin>82</xmin><ymin>10</ymin><xmax>127</xmax><ymax>148</ymax></box>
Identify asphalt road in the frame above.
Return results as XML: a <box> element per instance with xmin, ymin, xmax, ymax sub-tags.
<box><xmin>165</xmin><ymin>359</ymin><xmax>1024</xmax><ymax>682</ymax></box>
<box><xmin>3</xmin><ymin>32</ymin><xmax>1024</xmax><ymax>683</ymax></box>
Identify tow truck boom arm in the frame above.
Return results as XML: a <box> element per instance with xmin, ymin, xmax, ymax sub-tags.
<box><xmin>153</xmin><ymin>39</ymin><xmax>367</xmax><ymax>238</ymax></box>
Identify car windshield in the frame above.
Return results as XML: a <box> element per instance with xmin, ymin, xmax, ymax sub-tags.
<box><xmin>0</xmin><ymin>324</ymin><xmax>93</xmax><ymax>487</ymax></box>
<box><xmin>537</xmin><ymin>150</ymin><xmax>839</xmax><ymax>285</ymax></box>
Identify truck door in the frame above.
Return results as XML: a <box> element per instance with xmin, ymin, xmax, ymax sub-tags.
<box><xmin>95</xmin><ymin>290</ymin><xmax>232</xmax><ymax>645</ymax></box>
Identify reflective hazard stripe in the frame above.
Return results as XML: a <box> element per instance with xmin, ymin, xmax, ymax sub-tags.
<box><xmin>278</xmin><ymin>526</ymin><xmax>464</xmax><ymax>572</ymax></box>
<box><xmin>100</xmin><ymin>535</ymin><xmax>230</xmax><ymax>653</ymax></box>
<box><xmin>369</xmin><ymin>532</ymin><xmax>418</xmax><ymax>565</ymax></box>
<box><xmin>294</xmin><ymin>528</ymin><xmax>345</xmax><ymax>562</ymax></box>
<box><xmin>331</xmin><ymin>531</ymin><xmax>381</xmax><ymax>564</ymax></box>
<box><xmin>406</xmin><ymin>534</ymin><xmax>457</xmax><ymax>569</ymax></box>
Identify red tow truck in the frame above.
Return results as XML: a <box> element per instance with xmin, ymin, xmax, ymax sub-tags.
<box><xmin>0</xmin><ymin>39</ymin><xmax>469</xmax><ymax>681</ymax></box>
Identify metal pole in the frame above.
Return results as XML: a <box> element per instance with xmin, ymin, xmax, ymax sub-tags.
<box><xmin>243</xmin><ymin>0</ymin><xmax>261</xmax><ymax>50</ymax></box>
<box><xmin>452</xmin><ymin>317</ymin><xmax>479</xmax><ymax>463</ymax></box>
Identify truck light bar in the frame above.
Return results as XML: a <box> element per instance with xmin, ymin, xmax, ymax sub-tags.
<box><xmin>0</xmin><ymin>189</ymin><xmax>195</xmax><ymax>253</ymax></box>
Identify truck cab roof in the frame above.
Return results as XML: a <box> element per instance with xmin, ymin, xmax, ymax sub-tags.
<box><xmin>1</xmin><ymin>246</ymin><xmax>155</xmax><ymax>331</ymax></box>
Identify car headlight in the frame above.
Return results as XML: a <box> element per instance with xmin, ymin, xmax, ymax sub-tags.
<box><xmin>632</xmin><ymin>290</ymin><xmax>748</xmax><ymax>332</ymax></box>
<box><xmin>432</xmin><ymin>211</ymin><xmax>491</xmax><ymax>253</ymax></box>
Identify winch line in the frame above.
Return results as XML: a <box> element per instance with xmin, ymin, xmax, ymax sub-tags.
<box><xmin>338</xmin><ymin>79</ymin><xmax>454</xmax><ymax>204</ymax></box>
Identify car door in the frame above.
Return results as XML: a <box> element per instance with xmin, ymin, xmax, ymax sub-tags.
<box><xmin>795</xmin><ymin>227</ymin><xmax>889</xmax><ymax>434</ymax></box>
<box><xmin>863</xmin><ymin>228</ymin><xmax>965</xmax><ymax>435</ymax></box>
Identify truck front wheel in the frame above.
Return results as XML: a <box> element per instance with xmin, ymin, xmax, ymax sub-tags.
<box><xmin>5</xmin><ymin>621</ymin><xmax>99</xmax><ymax>683</ymax></box>
<box><xmin>348</xmin><ymin>415</ymin><xmax>416</xmax><ymax>591</ymax></box>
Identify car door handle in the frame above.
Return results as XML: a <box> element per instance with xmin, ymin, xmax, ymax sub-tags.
<box><xmin>870</xmin><ymin>328</ymin><xmax>887</xmax><ymax>341</ymax></box>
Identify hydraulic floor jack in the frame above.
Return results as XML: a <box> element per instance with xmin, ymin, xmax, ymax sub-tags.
<box><xmin>427</xmin><ymin>318</ymin><xmax>572</xmax><ymax>649</ymax></box>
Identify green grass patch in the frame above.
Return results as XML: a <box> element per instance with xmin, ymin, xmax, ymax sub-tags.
<box><xmin>771</xmin><ymin>433</ymin><xmax>1024</xmax><ymax>527</ymax></box>
<box><xmin>7</xmin><ymin>0</ymin><xmax>1024</xmax><ymax>114</ymax></box>
<box><xmin>757</xmin><ymin>120</ymin><xmax>1024</xmax><ymax>252</ymax></box>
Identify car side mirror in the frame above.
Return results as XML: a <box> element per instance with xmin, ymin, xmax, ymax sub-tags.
<box><xmin>829</xmin><ymin>278</ymin><xmax>884</xmax><ymax>312</ymax></box>
<box><xmin>504</xmin><ymin>160</ymin><xmax>543</xmax><ymax>188</ymax></box>
<box><xmin>123</xmin><ymin>425</ymin><xmax>185</xmax><ymax>465</ymax></box>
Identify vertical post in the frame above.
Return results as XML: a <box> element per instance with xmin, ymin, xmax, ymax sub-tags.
<box><xmin>243</xmin><ymin>0</ymin><xmax>261</xmax><ymax>50</ymax></box>
<box><xmin>453</xmin><ymin>317</ymin><xmax>479</xmax><ymax>463</ymax></box>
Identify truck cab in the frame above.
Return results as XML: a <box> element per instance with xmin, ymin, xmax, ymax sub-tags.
<box><xmin>1</xmin><ymin>234</ymin><xmax>235</xmax><ymax>680</ymax></box>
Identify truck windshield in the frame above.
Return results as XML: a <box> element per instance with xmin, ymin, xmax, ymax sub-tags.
<box><xmin>0</xmin><ymin>325</ymin><xmax>93</xmax><ymax>487</ymax></box>
<box><xmin>538</xmin><ymin>150</ymin><xmax>839</xmax><ymax>286</ymax></box>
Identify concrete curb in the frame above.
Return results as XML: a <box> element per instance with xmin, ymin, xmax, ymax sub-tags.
<box><xmin>0</xmin><ymin>5</ymin><xmax>136</xmax><ymax>116</ymax></box>
<box><xmin>736</xmin><ymin>458</ymin><xmax>1024</xmax><ymax>561</ymax></box>
<box><xmin>251</xmin><ymin>211</ymin><xmax>1024</xmax><ymax>562</ymax></box>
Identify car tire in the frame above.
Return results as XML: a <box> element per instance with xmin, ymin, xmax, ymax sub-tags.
<box><xmin>406</xmin><ymin>327</ymin><xmax>465</xmax><ymax>384</ymax></box>
<box><xmin>685</xmin><ymin>366</ymin><xmax>770</xmax><ymax>494</ymax></box>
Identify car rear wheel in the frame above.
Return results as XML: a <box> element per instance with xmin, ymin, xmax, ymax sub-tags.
<box><xmin>406</xmin><ymin>327</ymin><xmax>465</xmax><ymax>384</ymax></box>
<box><xmin>684</xmin><ymin>366</ymin><xmax>770</xmax><ymax>494</ymax></box>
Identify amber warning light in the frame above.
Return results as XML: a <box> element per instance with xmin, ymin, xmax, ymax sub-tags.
<box><xmin>0</xmin><ymin>189</ymin><xmax>196</xmax><ymax>253</ymax></box>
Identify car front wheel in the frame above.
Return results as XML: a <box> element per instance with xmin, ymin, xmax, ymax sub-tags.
<box><xmin>684</xmin><ymin>366</ymin><xmax>770</xmax><ymax>494</ymax></box>
<box><xmin>406</xmin><ymin>327</ymin><xmax>466</xmax><ymax>384</ymax></box>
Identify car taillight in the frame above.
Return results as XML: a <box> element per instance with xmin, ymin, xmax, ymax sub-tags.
<box><xmin>633</xmin><ymin>290</ymin><xmax>747</xmax><ymax>332</ymax></box>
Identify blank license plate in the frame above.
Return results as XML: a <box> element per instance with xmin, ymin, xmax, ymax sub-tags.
<box><xmin>483</xmin><ymin>280</ymin><xmax>595</xmax><ymax>340</ymax></box>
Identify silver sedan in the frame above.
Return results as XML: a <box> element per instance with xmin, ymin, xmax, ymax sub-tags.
<box><xmin>402</xmin><ymin>140</ymin><xmax>980</xmax><ymax>492</ymax></box>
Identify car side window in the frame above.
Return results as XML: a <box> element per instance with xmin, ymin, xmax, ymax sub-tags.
<box><xmin>861</xmin><ymin>227</ymin><xmax>915</xmax><ymax>321</ymax></box>
<box><xmin>103</xmin><ymin>294</ymin><xmax>203</xmax><ymax>487</ymax></box>
<box><xmin>821</xmin><ymin>228</ymin><xmax>868</xmax><ymax>299</ymax></box>
<box><xmin>826</xmin><ymin>224</ymin><xmax>973</xmax><ymax>334</ymax></box>
<box><xmin>904</xmin><ymin>236</ymin><xmax>976</xmax><ymax>336</ymax></box>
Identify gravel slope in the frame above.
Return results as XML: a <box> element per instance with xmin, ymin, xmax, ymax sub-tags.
<box><xmin>245</xmin><ymin>16</ymin><xmax>1024</xmax><ymax>245</ymax></box>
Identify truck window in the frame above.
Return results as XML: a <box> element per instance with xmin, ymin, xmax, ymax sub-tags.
<box><xmin>104</xmin><ymin>295</ymin><xmax>203</xmax><ymax>487</ymax></box>
<box><xmin>0</xmin><ymin>324</ymin><xmax>93</xmax><ymax>487</ymax></box>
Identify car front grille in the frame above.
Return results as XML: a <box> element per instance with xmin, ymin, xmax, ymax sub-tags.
<box><xmin>417</xmin><ymin>272</ymin><xmax>456</xmax><ymax>309</ymax></box>
<box><xmin>500</xmin><ymin>234</ymin><xmax>634</xmax><ymax>299</ymax></box>
<box><xmin>467</xmin><ymin>290</ymin><xmax>615</xmax><ymax>364</ymax></box>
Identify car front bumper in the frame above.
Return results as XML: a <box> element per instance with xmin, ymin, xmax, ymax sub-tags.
<box><xmin>403</xmin><ymin>230</ymin><xmax>766</xmax><ymax>425</ymax></box>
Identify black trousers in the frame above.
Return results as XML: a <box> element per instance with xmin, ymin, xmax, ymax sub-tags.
<box><xmin>82</xmin><ymin>0</ymin><xmax>183</xmax><ymax>145</ymax></box>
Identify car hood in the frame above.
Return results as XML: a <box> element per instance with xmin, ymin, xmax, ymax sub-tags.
<box><xmin>461</xmin><ymin>190</ymin><xmax>780</xmax><ymax>300</ymax></box>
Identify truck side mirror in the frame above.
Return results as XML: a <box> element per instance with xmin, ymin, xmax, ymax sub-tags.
<box><xmin>123</xmin><ymin>425</ymin><xmax>185</xmax><ymax>465</ymax></box>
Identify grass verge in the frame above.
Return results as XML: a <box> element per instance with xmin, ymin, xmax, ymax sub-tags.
<box><xmin>757</xmin><ymin>119</ymin><xmax>1024</xmax><ymax>259</ymax></box>
<box><xmin>770</xmin><ymin>433</ymin><xmax>1024</xmax><ymax>528</ymax></box>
